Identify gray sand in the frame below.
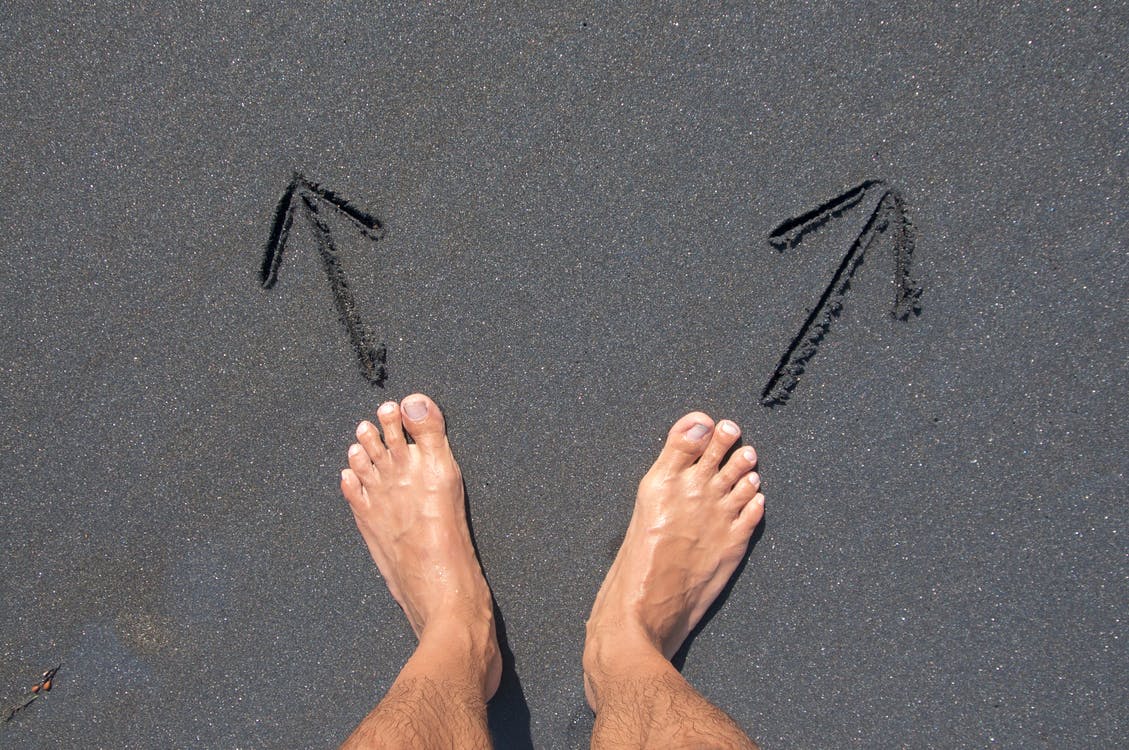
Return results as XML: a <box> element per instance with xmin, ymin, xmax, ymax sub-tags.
<box><xmin>2</xmin><ymin>3</ymin><xmax>1126</xmax><ymax>747</ymax></box>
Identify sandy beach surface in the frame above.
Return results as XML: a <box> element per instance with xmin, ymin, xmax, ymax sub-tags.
<box><xmin>2</xmin><ymin>4</ymin><xmax>1125</xmax><ymax>747</ymax></box>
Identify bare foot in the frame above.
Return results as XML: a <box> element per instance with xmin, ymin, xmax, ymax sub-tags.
<box><xmin>584</xmin><ymin>412</ymin><xmax>764</xmax><ymax>703</ymax></box>
<box><xmin>340</xmin><ymin>394</ymin><xmax>502</xmax><ymax>700</ymax></box>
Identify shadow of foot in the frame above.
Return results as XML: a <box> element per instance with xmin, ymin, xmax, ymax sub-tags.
<box><xmin>486</xmin><ymin>603</ymin><xmax>534</xmax><ymax>749</ymax></box>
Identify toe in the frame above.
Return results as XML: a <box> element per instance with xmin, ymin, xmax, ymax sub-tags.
<box><xmin>734</xmin><ymin>491</ymin><xmax>766</xmax><ymax>534</ymax></box>
<box><xmin>699</xmin><ymin>419</ymin><xmax>741</xmax><ymax>469</ymax></box>
<box><xmin>356</xmin><ymin>421</ymin><xmax>386</xmax><ymax>463</ymax></box>
<box><xmin>348</xmin><ymin>443</ymin><xmax>377</xmax><ymax>485</ymax></box>
<box><xmin>340</xmin><ymin>468</ymin><xmax>368</xmax><ymax>509</ymax></box>
<box><xmin>653</xmin><ymin>412</ymin><xmax>715</xmax><ymax>471</ymax></box>
<box><xmin>724</xmin><ymin>469</ymin><xmax>760</xmax><ymax>511</ymax></box>
<box><xmin>716</xmin><ymin>445</ymin><xmax>758</xmax><ymax>490</ymax></box>
<box><xmin>377</xmin><ymin>401</ymin><xmax>407</xmax><ymax>458</ymax></box>
<box><xmin>399</xmin><ymin>393</ymin><xmax>449</xmax><ymax>454</ymax></box>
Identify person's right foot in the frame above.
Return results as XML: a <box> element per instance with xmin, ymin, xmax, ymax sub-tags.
<box><xmin>584</xmin><ymin>412</ymin><xmax>764</xmax><ymax>702</ymax></box>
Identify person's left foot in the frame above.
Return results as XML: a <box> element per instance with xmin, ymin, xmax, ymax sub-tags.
<box><xmin>340</xmin><ymin>394</ymin><xmax>501</xmax><ymax>699</ymax></box>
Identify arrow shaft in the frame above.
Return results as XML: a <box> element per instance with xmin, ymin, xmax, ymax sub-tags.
<box><xmin>300</xmin><ymin>196</ymin><xmax>387</xmax><ymax>385</ymax></box>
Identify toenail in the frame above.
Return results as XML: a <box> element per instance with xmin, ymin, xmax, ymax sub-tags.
<box><xmin>379</xmin><ymin>403</ymin><xmax>396</xmax><ymax>415</ymax></box>
<box><xmin>686</xmin><ymin>423</ymin><xmax>710</xmax><ymax>440</ymax></box>
<box><xmin>403</xmin><ymin>398</ymin><xmax>429</xmax><ymax>421</ymax></box>
<box><xmin>348</xmin><ymin>444</ymin><xmax>362</xmax><ymax>456</ymax></box>
<box><xmin>720</xmin><ymin>421</ymin><xmax>739</xmax><ymax>436</ymax></box>
<box><xmin>748</xmin><ymin>472</ymin><xmax>760</xmax><ymax>485</ymax></box>
<box><xmin>743</xmin><ymin>448</ymin><xmax>756</xmax><ymax>462</ymax></box>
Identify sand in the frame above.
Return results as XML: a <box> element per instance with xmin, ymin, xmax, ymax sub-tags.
<box><xmin>2</xmin><ymin>3</ymin><xmax>1126</xmax><ymax>747</ymax></box>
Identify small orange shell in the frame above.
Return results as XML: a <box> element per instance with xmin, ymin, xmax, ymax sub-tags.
<box><xmin>43</xmin><ymin>680</ymin><xmax>52</xmax><ymax>691</ymax></box>
<box><xmin>31</xmin><ymin>684</ymin><xmax>40</xmax><ymax>693</ymax></box>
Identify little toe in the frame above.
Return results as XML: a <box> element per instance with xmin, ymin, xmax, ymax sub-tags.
<box><xmin>734</xmin><ymin>492</ymin><xmax>766</xmax><ymax>534</ymax></box>
<box><xmin>377</xmin><ymin>401</ymin><xmax>408</xmax><ymax>458</ymax></box>
<box><xmin>347</xmin><ymin>443</ymin><xmax>377</xmax><ymax>485</ymax></box>
<box><xmin>356</xmin><ymin>421</ymin><xmax>386</xmax><ymax>463</ymax></box>
<box><xmin>340</xmin><ymin>468</ymin><xmax>368</xmax><ymax>509</ymax></box>
<box><xmin>699</xmin><ymin>419</ymin><xmax>741</xmax><ymax>469</ymax></box>
<box><xmin>716</xmin><ymin>445</ymin><xmax>758</xmax><ymax>490</ymax></box>
<box><xmin>654</xmin><ymin>412</ymin><xmax>716</xmax><ymax>471</ymax></box>
<box><xmin>399</xmin><ymin>393</ymin><xmax>449</xmax><ymax>454</ymax></box>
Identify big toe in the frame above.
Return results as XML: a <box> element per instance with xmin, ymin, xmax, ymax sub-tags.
<box><xmin>654</xmin><ymin>412</ymin><xmax>715</xmax><ymax>470</ymax></box>
<box><xmin>399</xmin><ymin>393</ymin><xmax>449</xmax><ymax>451</ymax></box>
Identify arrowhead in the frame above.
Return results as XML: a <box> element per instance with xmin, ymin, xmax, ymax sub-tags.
<box><xmin>296</xmin><ymin>174</ymin><xmax>385</xmax><ymax>242</ymax></box>
<box><xmin>768</xmin><ymin>179</ymin><xmax>881</xmax><ymax>251</ymax></box>
<box><xmin>260</xmin><ymin>180</ymin><xmax>299</xmax><ymax>289</ymax></box>
<box><xmin>883</xmin><ymin>191</ymin><xmax>923</xmax><ymax>320</ymax></box>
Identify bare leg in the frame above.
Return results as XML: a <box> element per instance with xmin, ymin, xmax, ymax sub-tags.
<box><xmin>584</xmin><ymin>413</ymin><xmax>764</xmax><ymax>750</ymax></box>
<box><xmin>339</xmin><ymin>395</ymin><xmax>501</xmax><ymax>750</ymax></box>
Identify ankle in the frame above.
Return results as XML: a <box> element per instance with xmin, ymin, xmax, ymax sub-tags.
<box><xmin>414</xmin><ymin>612</ymin><xmax>499</xmax><ymax>699</ymax></box>
<box><xmin>421</xmin><ymin>604</ymin><xmax>496</xmax><ymax>650</ymax></box>
<box><xmin>583</xmin><ymin>619</ymin><xmax>663</xmax><ymax>679</ymax></box>
<box><xmin>583</xmin><ymin>624</ymin><xmax>673</xmax><ymax>712</ymax></box>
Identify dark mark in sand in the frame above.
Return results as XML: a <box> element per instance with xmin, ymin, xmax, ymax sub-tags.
<box><xmin>761</xmin><ymin>180</ymin><xmax>922</xmax><ymax>406</ymax></box>
<box><xmin>261</xmin><ymin>173</ymin><xmax>387</xmax><ymax>385</ymax></box>
<box><xmin>4</xmin><ymin>664</ymin><xmax>60</xmax><ymax>723</ymax></box>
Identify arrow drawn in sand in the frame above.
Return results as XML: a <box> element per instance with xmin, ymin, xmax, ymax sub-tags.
<box><xmin>260</xmin><ymin>173</ymin><xmax>387</xmax><ymax>385</ymax></box>
<box><xmin>761</xmin><ymin>180</ymin><xmax>922</xmax><ymax>407</ymax></box>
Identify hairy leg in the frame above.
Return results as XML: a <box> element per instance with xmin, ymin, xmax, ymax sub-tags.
<box><xmin>341</xmin><ymin>629</ymin><xmax>492</xmax><ymax>749</ymax></box>
<box><xmin>585</xmin><ymin>414</ymin><xmax>764</xmax><ymax>750</ymax></box>
<box><xmin>339</xmin><ymin>395</ymin><xmax>500</xmax><ymax>750</ymax></box>
<box><xmin>586</xmin><ymin>639</ymin><xmax>757</xmax><ymax>750</ymax></box>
